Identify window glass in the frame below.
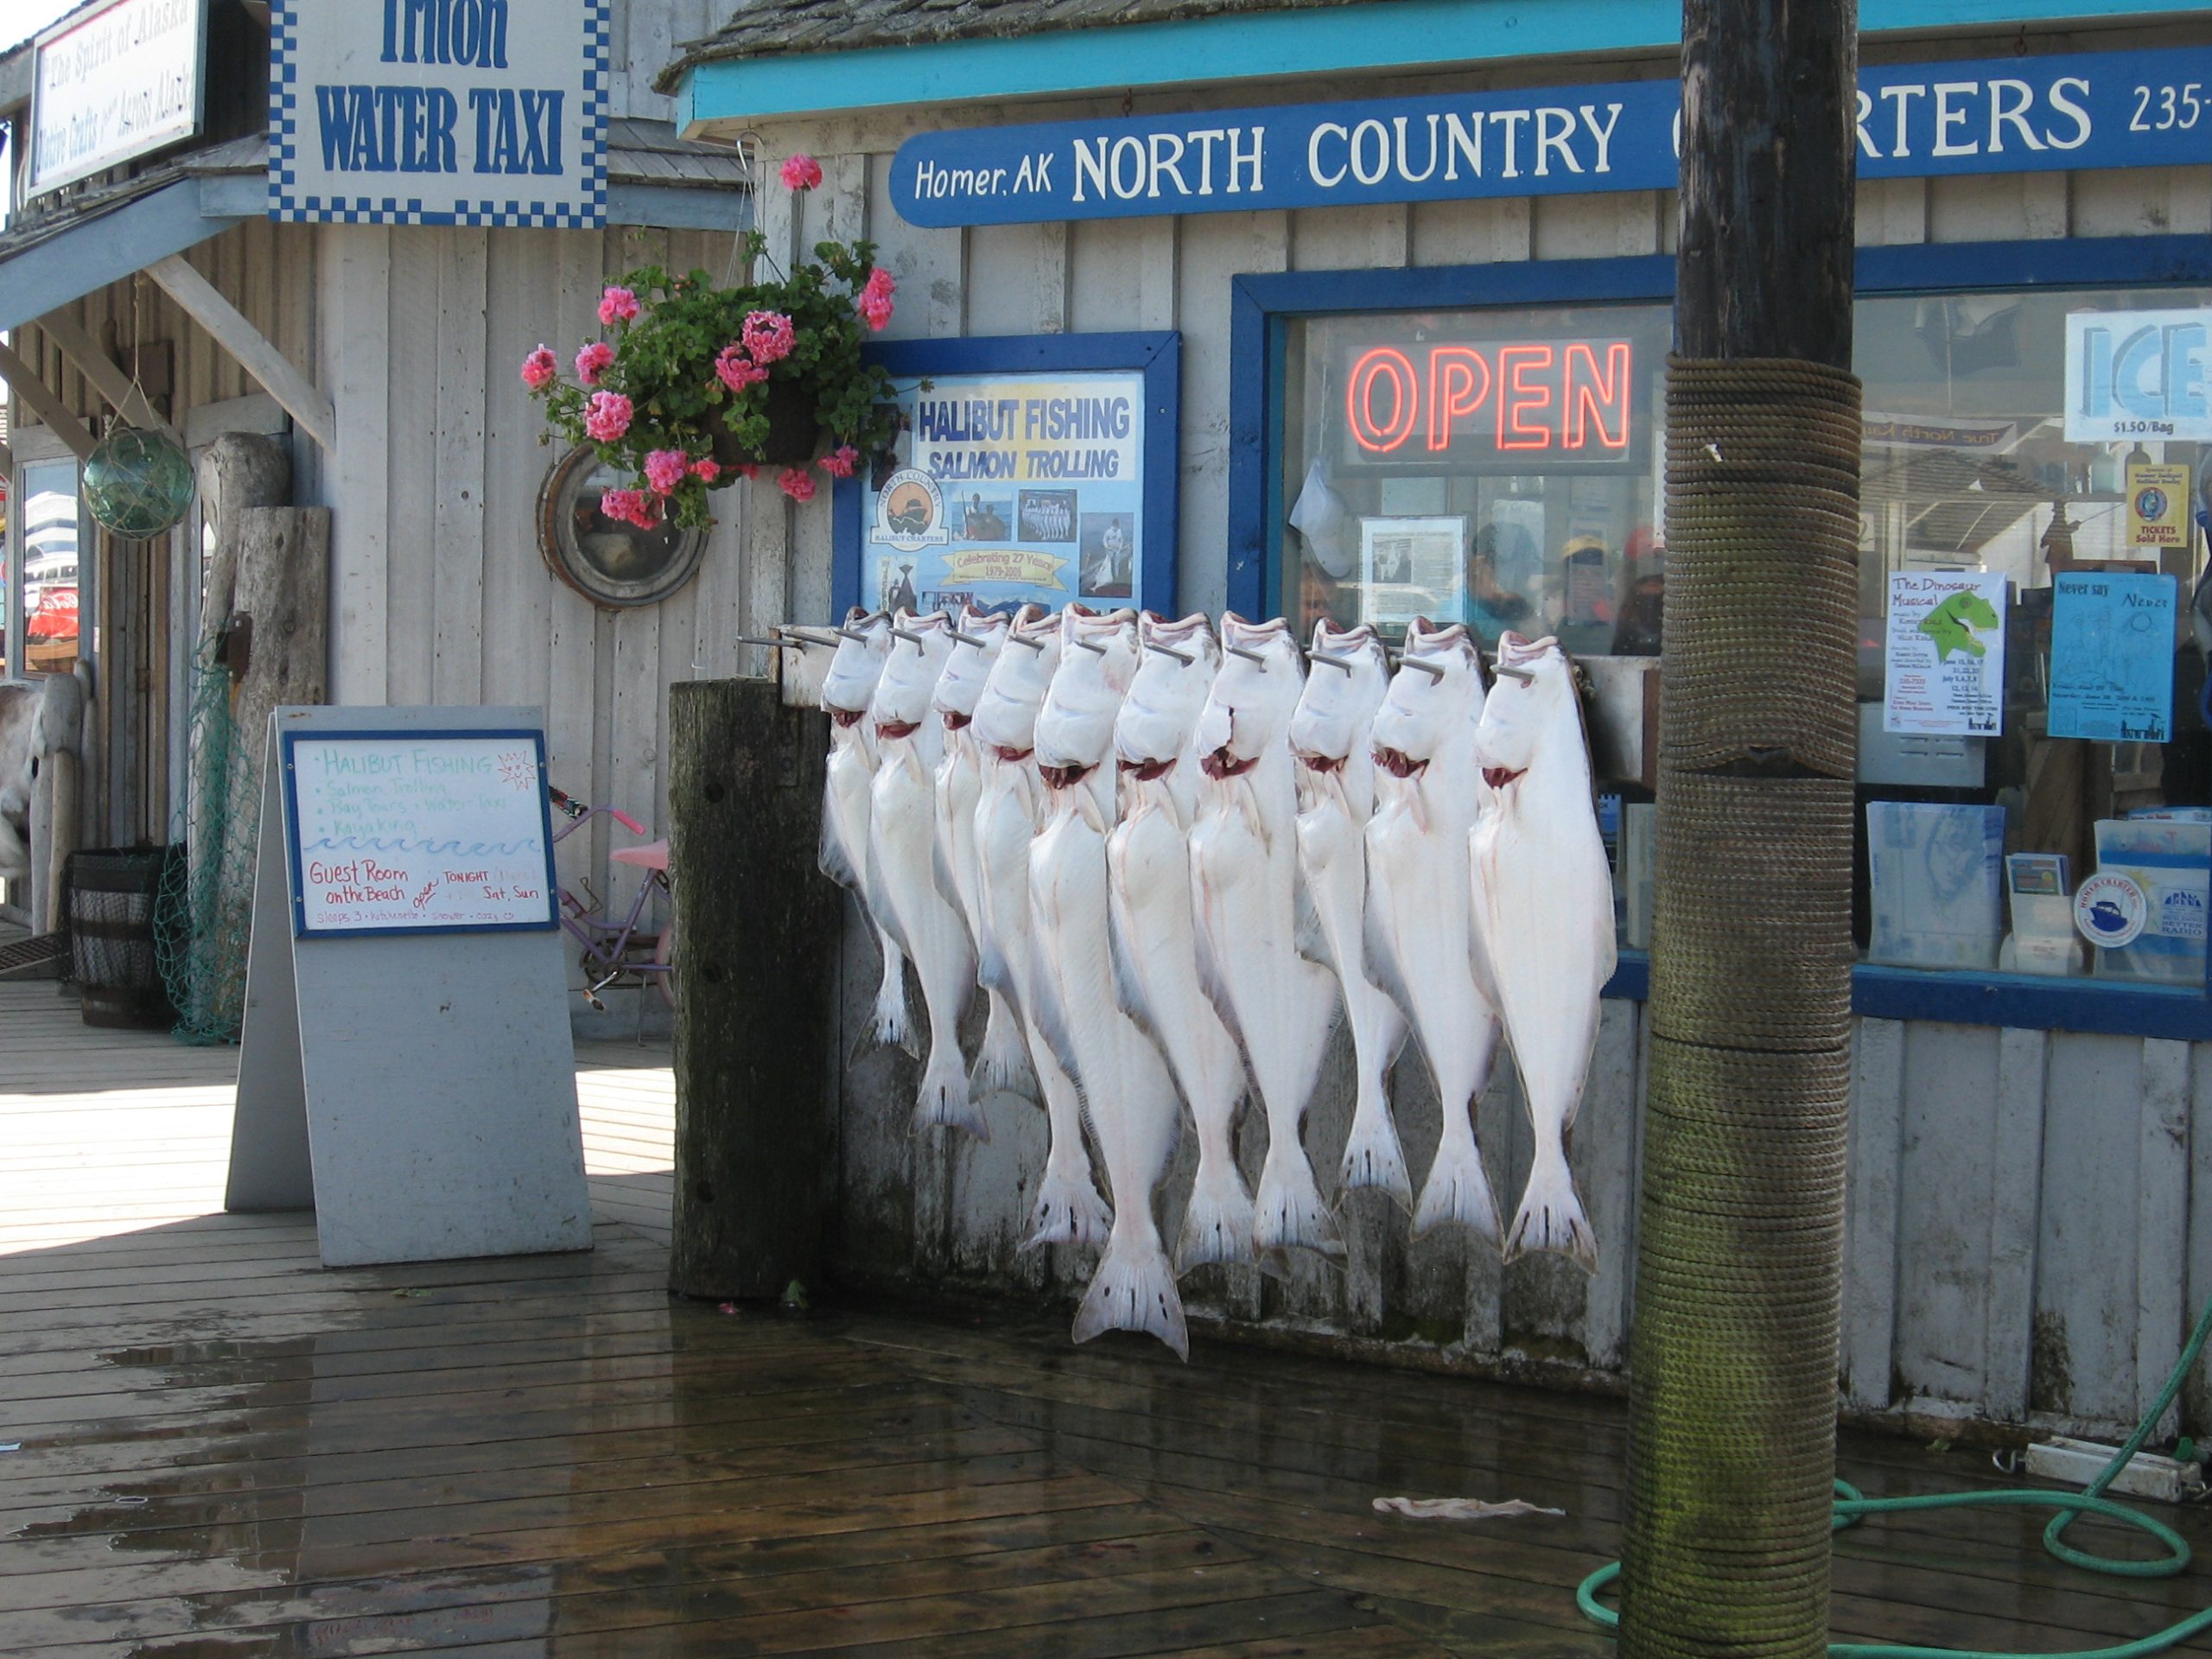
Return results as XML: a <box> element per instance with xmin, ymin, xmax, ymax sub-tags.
<box><xmin>20</xmin><ymin>460</ymin><xmax>82</xmax><ymax>677</ymax></box>
<box><xmin>1280</xmin><ymin>286</ymin><xmax>2212</xmax><ymax>985</ymax></box>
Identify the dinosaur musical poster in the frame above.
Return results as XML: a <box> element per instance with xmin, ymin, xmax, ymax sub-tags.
<box><xmin>1885</xmin><ymin>571</ymin><xmax>2007</xmax><ymax>738</ymax></box>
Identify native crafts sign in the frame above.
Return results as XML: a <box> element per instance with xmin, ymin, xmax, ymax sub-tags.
<box><xmin>269</xmin><ymin>0</ymin><xmax>608</xmax><ymax>226</ymax></box>
<box><xmin>281</xmin><ymin>729</ymin><xmax>559</xmax><ymax>936</ymax></box>
<box><xmin>893</xmin><ymin>47</ymin><xmax>2212</xmax><ymax>226</ymax></box>
<box><xmin>30</xmin><ymin>0</ymin><xmax>207</xmax><ymax>197</ymax></box>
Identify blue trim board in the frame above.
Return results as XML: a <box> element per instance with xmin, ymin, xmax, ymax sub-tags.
<box><xmin>837</xmin><ymin>330</ymin><xmax>1183</xmax><ymax>621</ymax></box>
<box><xmin>0</xmin><ymin>178</ymin><xmax>248</xmax><ymax>335</ymax></box>
<box><xmin>1230</xmin><ymin>233</ymin><xmax>2212</xmax><ymax>1039</ymax></box>
<box><xmin>677</xmin><ymin>0</ymin><xmax>2193</xmax><ymax>125</ymax></box>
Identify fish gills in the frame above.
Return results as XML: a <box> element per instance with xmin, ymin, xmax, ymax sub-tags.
<box><xmin>1472</xmin><ymin>633</ymin><xmax>1615</xmax><ymax>1272</ymax></box>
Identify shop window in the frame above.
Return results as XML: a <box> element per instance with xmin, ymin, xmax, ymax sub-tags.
<box><xmin>18</xmin><ymin>459</ymin><xmax>83</xmax><ymax>677</ymax></box>
<box><xmin>1262</xmin><ymin>253</ymin><xmax>2212</xmax><ymax>1027</ymax></box>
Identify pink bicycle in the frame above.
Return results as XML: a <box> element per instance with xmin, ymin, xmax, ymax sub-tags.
<box><xmin>548</xmin><ymin>785</ymin><xmax>677</xmax><ymax>1014</ymax></box>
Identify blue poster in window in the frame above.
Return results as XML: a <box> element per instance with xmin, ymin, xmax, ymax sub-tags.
<box><xmin>2048</xmin><ymin>571</ymin><xmax>2177</xmax><ymax>743</ymax></box>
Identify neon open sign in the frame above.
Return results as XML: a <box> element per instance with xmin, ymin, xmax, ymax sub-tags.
<box><xmin>1344</xmin><ymin>339</ymin><xmax>1637</xmax><ymax>459</ymax></box>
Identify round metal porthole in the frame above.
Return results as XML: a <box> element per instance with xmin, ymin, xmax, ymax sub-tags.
<box><xmin>536</xmin><ymin>445</ymin><xmax>708</xmax><ymax>609</ymax></box>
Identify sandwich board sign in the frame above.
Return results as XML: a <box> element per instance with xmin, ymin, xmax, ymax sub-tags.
<box><xmin>229</xmin><ymin>704</ymin><xmax>593</xmax><ymax>1267</ymax></box>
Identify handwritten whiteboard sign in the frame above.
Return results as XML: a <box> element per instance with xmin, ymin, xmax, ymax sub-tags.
<box><xmin>281</xmin><ymin>729</ymin><xmax>558</xmax><ymax>936</ymax></box>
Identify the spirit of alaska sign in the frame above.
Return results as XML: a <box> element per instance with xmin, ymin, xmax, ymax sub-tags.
<box><xmin>269</xmin><ymin>0</ymin><xmax>608</xmax><ymax>227</ymax></box>
<box><xmin>893</xmin><ymin>47</ymin><xmax>2212</xmax><ymax>227</ymax></box>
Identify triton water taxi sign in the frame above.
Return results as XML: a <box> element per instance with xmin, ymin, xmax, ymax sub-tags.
<box><xmin>270</xmin><ymin>0</ymin><xmax>609</xmax><ymax>227</ymax></box>
<box><xmin>893</xmin><ymin>47</ymin><xmax>2211</xmax><ymax>227</ymax></box>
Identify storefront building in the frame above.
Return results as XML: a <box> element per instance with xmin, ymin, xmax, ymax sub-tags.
<box><xmin>666</xmin><ymin>0</ymin><xmax>2212</xmax><ymax>1438</ymax></box>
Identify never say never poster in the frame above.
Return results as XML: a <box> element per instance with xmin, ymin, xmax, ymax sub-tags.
<box><xmin>865</xmin><ymin>372</ymin><xmax>1151</xmax><ymax>615</ymax></box>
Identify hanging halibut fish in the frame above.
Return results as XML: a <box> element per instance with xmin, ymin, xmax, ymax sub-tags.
<box><xmin>1471</xmin><ymin>632</ymin><xmax>1615</xmax><ymax>1271</ymax></box>
<box><xmin>1190</xmin><ymin>614</ymin><xmax>1343</xmax><ymax>1262</ymax></box>
<box><xmin>1365</xmin><ymin>620</ymin><xmax>1505</xmax><ymax>1243</ymax></box>
<box><xmin>970</xmin><ymin>607</ymin><xmax>1112</xmax><ymax>1250</ymax></box>
<box><xmin>867</xmin><ymin>611</ymin><xmax>982</xmax><ymax>1138</ymax></box>
<box><xmin>817</xmin><ymin>611</ymin><xmax>916</xmax><ymax>1059</ymax></box>
<box><xmin>931</xmin><ymin>605</ymin><xmax>1039</xmax><ymax>1109</ymax></box>
<box><xmin>1107</xmin><ymin>613</ymin><xmax>1258</xmax><ymax>1272</ymax></box>
<box><xmin>1030</xmin><ymin>607</ymin><xmax>1189</xmax><ymax>1357</ymax></box>
<box><xmin>1288</xmin><ymin>620</ymin><xmax>1411</xmax><ymax>1209</ymax></box>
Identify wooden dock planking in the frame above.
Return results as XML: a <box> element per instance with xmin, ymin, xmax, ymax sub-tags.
<box><xmin>7</xmin><ymin>980</ymin><xmax>2212</xmax><ymax>1656</ymax></box>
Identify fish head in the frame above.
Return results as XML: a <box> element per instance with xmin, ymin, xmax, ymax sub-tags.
<box><xmin>1370</xmin><ymin>617</ymin><xmax>1482</xmax><ymax>778</ymax></box>
<box><xmin>869</xmin><ymin>609</ymin><xmax>957</xmax><ymax>732</ymax></box>
<box><xmin>970</xmin><ymin>604</ymin><xmax>1058</xmax><ymax>756</ymax></box>
<box><xmin>1197</xmin><ymin>613</ymin><xmax>1305</xmax><ymax>779</ymax></box>
<box><xmin>1035</xmin><ymin>605</ymin><xmax>1138</xmax><ymax>779</ymax></box>
<box><xmin>821</xmin><ymin>608</ymin><xmax>893</xmax><ymax>729</ymax></box>
<box><xmin>1116</xmin><ymin>612</ymin><xmax>1220</xmax><ymax>772</ymax></box>
<box><xmin>1473</xmin><ymin>632</ymin><xmax>1574</xmax><ymax>789</ymax></box>
<box><xmin>1290</xmin><ymin>618</ymin><xmax>1391</xmax><ymax>771</ymax></box>
<box><xmin>931</xmin><ymin>603</ymin><xmax>1009</xmax><ymax>728</ymax></box>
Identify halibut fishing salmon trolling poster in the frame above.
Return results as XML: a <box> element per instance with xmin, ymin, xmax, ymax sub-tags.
<box><xmin>865</xmin><ymin>372</ymin><xmax>1149</xmax><ymax>615</ymax></box>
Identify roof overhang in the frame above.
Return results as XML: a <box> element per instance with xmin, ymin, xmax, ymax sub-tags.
<box><xmin>672</xmin><ymin>0</ymin><xmax>2194</xmax><ymax>130</ymax></box>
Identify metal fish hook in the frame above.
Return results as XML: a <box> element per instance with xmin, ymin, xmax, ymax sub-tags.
<box><xmin>891</xmin><ymin>626</ymin><xmax>933</xmax><ymax>650</ymax></box>
<box><xmin>1010</xmin><ymin>632</ymin><xmax>1048</xmax><ymax>652</ymax></box>
<box><xmin>834</xmin><ymin>626</ymin><xmax>876</xmax><ymax>645</ymax></box>
<box><xmin>1398</xmin><ymin>655</ymin><xmax>1444</xmax><ymax>682</ymax></box>
<box><xmin>1073</xmin><ymin>637</ymin><xmax>1109</xmax><ymax>655</ymax></box>
<box><xmin>1144</xmin><ymin>639</ymin><xmax>1194</xmax><ymax>665</ymax></box>
<box><xmin>1307</xmin><ymin>650</ymin><xmax>1356</xmax><ymax>673</ymax></box>
<box><xmin>1492</xmin><ymin>664</ymin><xmax>1536</xmax><ymax>683</ymax></box>
<box><xmin>1225</xmin><ymin>645</ymin><xmax>1270</xmax><ymax>669</ymax></box>
<box><xmin>951</xmin><ymin>629</ymin><xmax>995</xmax><ymax>649</ymax></box>
<box><xmin>776</xmin><ymin>626</ymin><xmax>842</xmax><ymax>649</ymax></box>
<box><xmin>734</xmin><ymin>635</ymin><xmax>791</xmax><ymax>650</ymax></box>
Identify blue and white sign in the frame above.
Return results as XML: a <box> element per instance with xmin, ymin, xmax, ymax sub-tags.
<box><xmin>270</xmin><ymin>0</ymin><xmax>608</xmax><ymax>227</ymax></box>
<box><xmin>893</xmin><ymin>48</ymin><xmax>2212</xmax><ymax>227</ymax></box>
<box><xmin>2049</xmin><ymin>570</ymin><xmax>2178</xmax><ymax>745</ymax></box>
<box><xmin>2064</xmin><ymin>307</ymin><xmax>2212</xmax><ymax>443</ymax></box>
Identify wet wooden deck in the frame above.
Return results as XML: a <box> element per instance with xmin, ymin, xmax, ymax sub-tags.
<box><xmin>6</xmin><ymin>979</ymin><xmax>2212</xmax><ymax>1656</ymax></box>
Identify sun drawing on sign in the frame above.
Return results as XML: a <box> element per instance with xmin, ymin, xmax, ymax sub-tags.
<box><xmin>499</xmin><ymin>752</ymin><xmax>537</xmax><ymax>791</ymax></box>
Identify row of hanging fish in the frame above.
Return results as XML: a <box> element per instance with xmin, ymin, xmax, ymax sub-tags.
<box><xmin>780</xmin><ymin>603</ymin><xmax>1616</xmax><ymax>1361</ymax></box>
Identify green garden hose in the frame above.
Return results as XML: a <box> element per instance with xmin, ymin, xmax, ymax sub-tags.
<box><xmin>1578</xmin><ymin>1294</ymin><xmax>2212</xmax><ymax>1658</ymax></box>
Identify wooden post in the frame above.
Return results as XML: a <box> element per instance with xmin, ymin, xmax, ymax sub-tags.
<box><xmin>1619</xmin><ymin>3</ymin><xmax>1860</xmax><ymax>1656</ymax></box>
<box><xmin>667</xmin><ymin>677</ymin><xmax>839</xmax><ymax>1300</ymax></box>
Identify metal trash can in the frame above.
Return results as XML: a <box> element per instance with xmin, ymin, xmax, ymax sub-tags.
<box><xmin>67</xmin><ymin>849</ymin><xmax>176</xmax><ymax>1030</ymax></box>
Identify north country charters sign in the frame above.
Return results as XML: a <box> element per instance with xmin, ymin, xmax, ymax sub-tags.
<box><xmin>892</xmin><ymin>47</ymin><xmax>2212</xmax><ymax>227</ymax></box>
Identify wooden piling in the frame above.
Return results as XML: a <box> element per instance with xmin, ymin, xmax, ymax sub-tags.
<box><xmin>666</xmin><ymin>677</ymin><xmax>838</xmax><ymax>1300</ymax></box>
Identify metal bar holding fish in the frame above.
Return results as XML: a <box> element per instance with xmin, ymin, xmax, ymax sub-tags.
<box><xmin>1073</xmin><ymin>637</ymin><xmax>1109</xmax><ymax>656</ymax></box>
<box><xmin>1396</xmin><ymin>655</ymin><xmax>1445</xmax><ymax>682</ymax></box>
<box><xmin>951</xmin><ymin>629</ymin><xmax>995</xmax><ymax>649</ymax></box>
<box><xmin>891</xmin><ymin>626</ymin><xmax>932</xmax><ymax>650</ymax></box>
<box><xmin>1307</xmin><ymin>650</ymin><xmax>1356</xmax><ymax>674</ymax></box>
<box><xmin>835</xmin><ymin>626</ymin><xmax>876</xmax><ymax>645</ymax></box>
<box><xmin>734</xmin><ymin>635</ymin><xmax>792</xmax><ymax>650</ymax></box>
<box><xmin>1009</xmin><ymin>632</ymin><xmax>1047</xmax><ymax>652</ymax></box>
<box><xmin>1225</xmin><ymin>645</ymin><xmax>1271</xmax><ymax>669</ymax></box>
<box><xmin>1144</xmin><ymin>639</ymin><xmax>1194</xmax><ymax>665</ymax></box>
<box><xmin>777</xmin><ymin>626</ymin><xmax>842</xmax><ymax>649</ymax></box>
<box><xmin>1492</xmin><ymin>664</ymin><xmax>1536</xmax><ymax>683</ymax></box>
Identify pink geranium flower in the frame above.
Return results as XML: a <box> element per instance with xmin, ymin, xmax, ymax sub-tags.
<box><xmin>520</xmin><ymin>345</ymin><xmax>558</xmax><ymax>391</ymax></box>
<box><xmin>575</xmin><ymin>340</ymin><xmax>615</xmax><ymax>385</ymax></box>
<box><xmin>598</xmin><ymin>285</ymin><xmax>639</xmax><ymax>326</ymax></box>
<box><xmin>600</xmin><ymin>487</ymin><xmax>651</xmax><ymax>527</ymax></box>
<box><xmin>691</xmin><ymin>458</ymin><xmax>721</xmax><ymax>483</ymax></box>
<box><xmin>819</xmin><ymin>444</ymin><xmax>859</xmax><ymax>479</ymax></box>
<box><xmin>741</xmin><ymin>310</ymin><xmax>796</xmax><ymax>365</ymax></box>
<box><xmin>582</xmin><ymin>391</ymin><xmax>633</xmax><ymax>442</ymax></box>
<box><xmin>856</xmin><ymin>268</ymin><xmax>896</xmax><ymax>332</ymax></box>
<box><xmin>778</xmin><ymin>467</ymin><xmax>817</xmax><ymax>503</ymax></box>
<box><xmin>714</xmin><ymin>343</ymin><xmax>768</xmax><ymax>392</ymax></box>
<box><xmin>644</xmin><ymin>448</ymin><xmax>690</xmax><ymax>494</ymax></box>
<box><xmin>779</xmin><ymin>153</ymin><xmax>823</xmax><ymax>191</ymax></box>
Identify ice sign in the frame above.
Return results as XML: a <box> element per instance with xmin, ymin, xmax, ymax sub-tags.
<box><xmin>282</xmin><ymin>729</ymin><xmax>559</xmax><ymax>936</ymax></box>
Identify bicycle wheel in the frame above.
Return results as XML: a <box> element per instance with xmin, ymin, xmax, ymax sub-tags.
<box><xmin>653</xmin><ymin>914</ymin><xmax>678</xmax><ymax>1010</ymax></box>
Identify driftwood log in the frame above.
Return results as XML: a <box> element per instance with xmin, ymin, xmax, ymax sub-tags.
<box><xmin>666</xmin><ymin>677</ymin><xmax>837</xmax><ymax>1300</ymax></box>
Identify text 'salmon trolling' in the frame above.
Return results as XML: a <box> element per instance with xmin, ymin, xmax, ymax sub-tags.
<box><xmin>891</xmin><ymin>46</ymin><xmax>2212</xmax><ymax>226</ymax></box>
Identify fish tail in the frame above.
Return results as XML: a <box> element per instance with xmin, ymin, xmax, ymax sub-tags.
<box><xmin>968</xmin><ymin>991</ymin><xmax>1041</xmax><ymax>1107</ymax></box>
<box><xmin>852</xmin><ymin>938</ymin><xmax>920</xmax><ymax>1063</ymax></box>
<box><xmin>1025</xmin><ymin>1162</ymin><xmax>1114</xmax><ymax>1253</ymax></box>
<box><xmin>914</xmin><ymin>1046</ymin><xmax>990</xmax><ymax>1141</ymax></box>
<box><xmin>1174</xmin><ymin>1154</ymin><xmax>1256</xmax><ymax>1272</ymax></box>
<box><xmin>1338</xmin><ymin>1090</ymin><xmax>1413</xmax><ymax>1211</ymax></box>
<box><xmin>1412</xmin><ymin>1135</ymin><xmax>1503</xmax><ymax>1245</ymax></box>
<box><xmin>1253</xmin><ymin>1146</ymin><xmax>1345</xmax><ymax>1260</ymax></box>
<box><xmin>1072</xmin><ymin>1234</ymin><xmax>1190</xmax><ymax>1361</ymax></box>
<box><xmin>1504</xmin><ymin>1150</ymin><xmax>1599</xmax><ymax>1272</ymax></box>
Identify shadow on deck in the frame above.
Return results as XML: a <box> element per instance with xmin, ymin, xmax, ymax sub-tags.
<box><xmin>4</xmin><ymin>981</ymin><xmax>2211</xmax><ymax>1656</ymax></box>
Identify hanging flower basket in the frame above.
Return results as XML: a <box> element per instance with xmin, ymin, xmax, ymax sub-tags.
<box><xmin>524</xmin><ymin>152</ymin><xmax>897</xmax><ymax>527</ymax></box>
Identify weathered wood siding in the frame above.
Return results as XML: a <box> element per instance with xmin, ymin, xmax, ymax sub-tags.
<box><xmin>741</xmin><ymin>76</ymin><xmax>2212</xmax><ymax>1437</ymax></box>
